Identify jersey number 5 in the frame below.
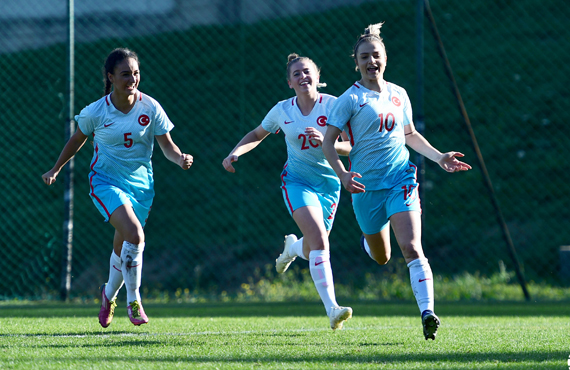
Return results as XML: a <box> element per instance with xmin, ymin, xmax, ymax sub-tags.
<box><xmin>124</xmin><ymin>133</ymin><xmax>133</xmax><ymax>148</ymax></box>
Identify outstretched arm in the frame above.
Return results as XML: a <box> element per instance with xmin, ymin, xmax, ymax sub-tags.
<box><xmin>156</xmin><ymin>132</ymin><xmax>193</xmax><ymax>170</ymax></box>
<box><xmin>222</xmin><ymin>124</ymin><xmax>271</xmax><ymax>173</ymax></box>
<box><xmin>42</xmin><ymin>128</ymin><xmax>89</xmax><ymax>185</ymax></box>
<box><xmin>322</xmin><ymin>126</ymin><xmax>365</xmax><ymax>193</ymax></box>
<box><xmin>405</xmin><ymin>122</ymin><xmax>472</xmax><ymax>172</ymax></box>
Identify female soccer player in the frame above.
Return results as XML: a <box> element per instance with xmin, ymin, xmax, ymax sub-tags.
<box><xmin>222</xmin><ymin>53</ymin><xmax>353</xmax><ymax>330</ymax></box>
<box><xmin>322</xmin><ymin>24</ymin><xmax>472</xmax><ymax>340</ymax></box>
<box><xmin>42</xmin><ymin>48</ymin><xmax>193</xmax><ymax>327</ymax></box>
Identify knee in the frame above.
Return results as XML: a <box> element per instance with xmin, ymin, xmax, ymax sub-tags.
<box><xmin>307</xmin><ymin>235</ymin><xmax>328</xmax><ymax>251</ymax></box>
<box><xmin>124</xmin><ymin>228</ymin><xmax>145</xmax><ymax>245</ymax></box>
<box><xmin>372</xmin><ymin>252</ymin><xmax>391</xmax><ymax>265</ymax></box>
<box><xmin>400</xmin><ymin>242</ymin><xmax>423</xmax><ymax>261</ymax></box>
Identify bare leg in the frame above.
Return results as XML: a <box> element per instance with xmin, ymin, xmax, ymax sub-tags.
<box><xmin>363</xmin><ymin>225</ymin><xmax>392</xmax><ymax>265</ymax></box>
<box><xmin>389</xmin><ymin>211</ymin><xmax>424</xmax><ymax>264</ymax></box>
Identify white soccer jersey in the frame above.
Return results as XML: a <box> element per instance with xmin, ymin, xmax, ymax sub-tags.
<box><xmin>261</xmin><ymin>93</ymin><xmax>340</xmax><ymax>194</ymax></box>
<box><xmin>76</xmin><ymin>92</ymin><xmax>174</xmax><ymax>200</ymax></box>
<box><xmin>327</xmin><ymin>81</ymin><xmax>414</xmax><ymax>191</ymax></box>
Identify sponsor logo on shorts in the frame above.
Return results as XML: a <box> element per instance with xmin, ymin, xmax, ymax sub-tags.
<box><xmin>104</xmin><ymin>122</ymin><xmax>114</xmax><ymax>127</ymax></box>
<box><xmin>419</xmin><ymin>278</ymin><xmax>431</xmax><ymax>282</ymax></box>
<box><xmin>284</xmin><ymin>120</ymin><xmax>294</xmax><ymax>124</ymax></box>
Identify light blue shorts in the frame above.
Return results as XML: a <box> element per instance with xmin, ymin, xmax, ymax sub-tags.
<box><xmin>281</xmin><ymin>184</ymin><xmax>340</xmax><ymax>231</ymax></box>
<box><xmin>352</xmin><ymin>182</ymin><xmax>422</xmax><ymax>235</ymax></box>
<box><xmin>89</xmin><ymin>179</ymin><xmax>153</xmax><ymax>227</ymax></box>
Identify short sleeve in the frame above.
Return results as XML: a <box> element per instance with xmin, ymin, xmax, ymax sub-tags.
<box><xmin>75</xmin><ymin>106</ymin><xmax>95</xmax><ymax>136</ymax></box>
<box><xmin>153</xmin><ymin>101</ymin><xmax>174</xmax><ymax>136</ymax></box>
<box><xmin>327</xmin><ymin>93</ymin><xmax>354</xmax><ymax>132</ymax></box>
<box><xmin>261</xmin><ymin>103</ymin><xmax>281</xmax><ymax>134</ymax></box>
<box><xmin>402</xmin><ymin>90</ymin><xmax>413</xmax><ymax>126</ymax></box>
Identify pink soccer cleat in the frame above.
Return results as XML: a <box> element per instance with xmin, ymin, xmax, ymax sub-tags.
<box><xmin>98</xmin><ymin>283</ymin><xmax>117</xmax><ymax>328</ymax></box>
<box><xmin>127</xmin><ymin>300</ymin><xmax>149</xmax><ymax>326</ymax></box>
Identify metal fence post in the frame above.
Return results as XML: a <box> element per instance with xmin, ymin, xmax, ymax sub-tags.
<box><xmin>60</xmin><ymin>0</ymin><xmax>75</xmax><ymax>301</ymax></box>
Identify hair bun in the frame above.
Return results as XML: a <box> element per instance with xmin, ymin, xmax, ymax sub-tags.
<box><xmin>287</xmin><ymin>53</ymin><xmax>300</xmax><ymax>63</ymax></box>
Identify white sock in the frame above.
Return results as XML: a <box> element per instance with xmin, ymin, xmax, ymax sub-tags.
<box><xmin>361</xmin><ymin>237</ymin><xmax>374</xmax><ymax>260</ymax></box>
<box><xmin>309</xmin><ymin>250</ymin><xmax>338</xmax><ymax>316</ymax></box>
<box><xmin>290</xmin><ymin>237</ymin><xmax>308</xmax><ymax>260</ymax></box>
<box><xmin>408</xmin><ymin>258</ymin><xmax>434</xmax><ymax>313</ymax></box>
<box><xmin>105</xmin><ymin>251</ymin><xmax>124</xmax><ymax>301</ymax></box>
<box><xmin>120</xmin><ymin>241</ymin><xmax>145</xmax><ymax>305</ymax></box>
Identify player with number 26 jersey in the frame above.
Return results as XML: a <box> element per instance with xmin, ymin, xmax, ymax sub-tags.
<box><xmin>262</xmin><ymin>93</ymin><xmax>340</xmax><ymax>195</ymax></box>
<box><xmin>222</xmin><ymin>54</ymin><xmax>353</xmax><ymax>331</ymax></box>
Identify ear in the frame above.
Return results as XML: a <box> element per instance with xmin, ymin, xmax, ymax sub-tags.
<box><xmin>107</xmin><ymin>72</ymin><xmax>114</xmax><ymax>85</ymax></box>
<box><xmin>287</xmin><ymin>80</ymin><xmax>293</xmax><ymax>89</ymax></box>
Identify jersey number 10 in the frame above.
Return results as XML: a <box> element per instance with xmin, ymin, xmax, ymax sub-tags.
<box><xmin>378</xmin><ymin>113</ymin><xmax>396</xmax><ymax>132</ymax></box>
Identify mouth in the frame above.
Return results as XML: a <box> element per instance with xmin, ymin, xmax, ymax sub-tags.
<box><xmin>367</xmin><ymin>66</ymin><xmax>379</xmax><ymax>73</ymax></box>
<box><xmin>299</xmin><ymin>80</ymin><xmax>311</xmax><ymax>87</ymax></box>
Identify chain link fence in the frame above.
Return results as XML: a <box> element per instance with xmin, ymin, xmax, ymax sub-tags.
<box><xmin>1</xmin><ymin>0</ymin><xmax>569</xmax><ymax>300</ymax></box>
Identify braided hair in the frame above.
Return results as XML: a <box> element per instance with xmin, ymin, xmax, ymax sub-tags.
<box><xmin>102</xmin><ymin>48</ymin><xmax>140</xmax><ymax>96</ymax></box>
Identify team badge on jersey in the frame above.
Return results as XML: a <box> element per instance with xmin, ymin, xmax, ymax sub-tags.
<box><xmin>317</xmin><ymin>115</ymin><xmax>327</xmax><ymax>127</ymax></box>
<box><xmin>392</xmin><ymin>96</ymin><xmax>401</xmax><ymax>107</ymax></box>
<box><xmin>138</xmin><ymin>114</ymin><xmax>150</xmax><ymax>126</ymax></box>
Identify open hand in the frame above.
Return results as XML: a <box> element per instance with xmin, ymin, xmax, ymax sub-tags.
<box><xmin>438</xmin><ymin>152</ymin><xmax>472</xmax><ymax>172</ymax></box>
<box><xmin>340</xmin><ymin>171</ymin><xmax>365</xmax><ymax>193</ymax></box>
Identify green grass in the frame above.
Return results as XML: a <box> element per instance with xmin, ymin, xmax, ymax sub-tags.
<box><xmin>0</xmin><ymin>302</ymin><xmax>568</xmax><ymax>369</ymax></box>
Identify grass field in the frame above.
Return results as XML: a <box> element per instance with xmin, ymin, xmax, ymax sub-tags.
<box><xmin>0</xmin><ymin>301</ymin><xmax>567</xmax><ymax>369</ymax></box>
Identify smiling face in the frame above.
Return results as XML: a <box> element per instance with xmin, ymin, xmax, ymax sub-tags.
<box><xmin>355</xmin><ymin>40</ymin><xmax>387</xmax><ymax>84</ymax></box>
<box><xmin>108</xmin><ymin>57</ymin><xmax>140</xmax><ymax>97</ymax></box>
<box><xmin>287</xmin><ymin>59</ymin><xmax>319</xmax><ymax>95</ymax></box>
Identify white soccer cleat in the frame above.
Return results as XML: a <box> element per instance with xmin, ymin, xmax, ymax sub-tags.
<box><xmin>329</xmin><ymin>306</ymin><xmax>353</xmax><ymax>330</ymax></box>
<box><xmin>275</xmin><ymin>234</ymin><xmax>298</xmax><ymax>273</ymax></box>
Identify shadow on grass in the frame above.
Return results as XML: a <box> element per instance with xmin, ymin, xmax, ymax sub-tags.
<box><xmin>0</xmin><ymin>300</ymin><xmax>569</xmax><ymax>318</ymax></box>
<box><xmin>9</xmin><ymin>350</ymin><xmax>567</xmax><ymax>370</ymax></box>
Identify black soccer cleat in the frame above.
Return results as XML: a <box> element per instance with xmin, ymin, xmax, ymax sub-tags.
<box><xmin>421</xmin><ymin>310</ymin><xmax>440</xmax><ymax>340</ymax></box>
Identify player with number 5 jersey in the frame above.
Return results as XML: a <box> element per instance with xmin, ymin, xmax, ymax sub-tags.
<box><xmin>222</xmin><ymin>53</ymin><xmax>353</xmax><ymax>330</ymax></box>
<box><xmin>322</xmin><ymin>23</ymin><xmax>472</xmax><ymax>340</ymax></box>
<box><xmin>42</xmin><ymin>48</ymin><xmax>194</xmax><ymax>328</ymax></box>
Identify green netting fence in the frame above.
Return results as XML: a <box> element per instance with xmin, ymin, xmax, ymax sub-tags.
<box><xmin>1</xmin><ymin>0</ymin><xmax>569</xmax><ymax>300</ymax></box>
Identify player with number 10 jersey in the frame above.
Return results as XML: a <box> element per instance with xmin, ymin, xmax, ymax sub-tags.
<box><xmin>327</xmin><ymin>80</ymin><xmax>416</xmax><ymax>192</ymax></box>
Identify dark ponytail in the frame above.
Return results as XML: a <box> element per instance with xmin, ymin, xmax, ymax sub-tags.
<box><xmin>102</xmin><ymin>48</ymin><xmax>139</xmax><ymax>96</ymax></box>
